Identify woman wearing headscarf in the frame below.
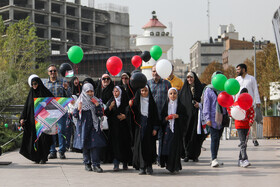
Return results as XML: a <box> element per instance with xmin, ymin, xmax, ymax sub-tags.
<box><xmin>19</xmin><ymin>76</ymin><xmax>54</xmax><ymax>164</ymax></box>
<box><xmin>118</xmin><ymin>72</ymin><xmax>134</xmax><ymax>100</ymax></box>
<box><xmin>95</xmin><ymin>73</ymin><xmax>115</xmax><ymax>163</ymax></box>
<box><xmin>179</xmin><ymin>71</ymin><xmax>204</xmax><ymax>162</ymax></box>
<box><xmin>69</xmin><ymin>76</ymin><xmax>81</xmax><ymax>96</ymax></box>
<box><xmin>95</xmin><ymin>73</ymin><xmax>114</xmax><ymax>104</ymax></box>
<box><xmin>128</xmin><ymin>85</ymin><xmax>160</xmax><ymax>175</ymax></box>
<box><xmin>73</xmin><ymin>83</ymin><xmax>106</xmax><ymax>172</ymax></box>
<box><xmin>104</xmin><ymin>86</ymin><xmax>132</xmax><ymax>171</ymax></box>
<box><xmin>160</xmin><ymin>88</ymin><xmax>186</xmax><ymax>173</ymax></box>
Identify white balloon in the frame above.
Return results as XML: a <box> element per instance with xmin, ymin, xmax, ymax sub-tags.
<box><xmin>231</xmin><ymin>105</ymin><xmax>246</xmax><ymax>120</ymax></box>
<box><xmin>156</xmin><ymin>59</ymin><xmax>172</xmax><ymax>79</ymax></box>
<box><xmin>28</xmin><ymin>74</ymin><xmax>39</xmax><ymax>87</ymax></box>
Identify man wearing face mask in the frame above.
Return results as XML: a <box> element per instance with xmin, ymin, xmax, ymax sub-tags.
<box><xmin>235</xmin><ymin>64</ymin><xmax>261</xmax><ymax>146</ymax></box>
<box><xmin>43</xmin><ymin>64</ymin><xmax>72</xmax><ymax>159</ymax></box>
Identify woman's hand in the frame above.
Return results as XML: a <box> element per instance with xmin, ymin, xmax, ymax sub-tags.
<box><xmin>129</xmin><ymin>100</ymin><xmax>133</xmax><ymax>107</ymax></box>
<box><xmin>194</xmin><ymin>101</ymin><xmax>199</xmax><ymax>108</ymax></box>
<box><xmin>117</xmin><ymin>113</ymin><xmax>126</xmax><ymax>121</ymax></box>
<box><xmin>109</xmin><ymin>101</ymin><xmax>115</xmax><ymax>111</ymax></box>
<box><xmin>173</xmin><ymin>114</ymin><xmax>179</xmax><ymax>119</ymax></box>
<box><xmin>78</xmin><ymin>102</ymin><xmax>82</xmax><ymax>111</ymax></box>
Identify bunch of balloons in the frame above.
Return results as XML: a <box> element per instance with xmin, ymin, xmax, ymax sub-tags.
<box><xmin>212</xmin><ymin>74</ymin><xmax>240</xmax><ymax>108</ymax></box>
<box><xmin>212</xmin><ymin>73</ymin><xmax>253</xmax><ymax>120</ymax></box>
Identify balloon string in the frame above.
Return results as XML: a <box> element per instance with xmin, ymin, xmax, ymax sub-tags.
<box><xmin>129</xmin><ymin>100</ymin><xmax>141</xmax><ymax>128</ymax></box>
<box><xmin>127</xmin><ymin>84</ymin><xmax>140</xmax><ymax>127</ymax></box>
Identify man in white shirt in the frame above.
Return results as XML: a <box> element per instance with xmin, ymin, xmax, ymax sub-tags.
<box><xmin>236</xmin><ymin>64</ymin><xmax>261</xmax><ymax>146</ymax></box>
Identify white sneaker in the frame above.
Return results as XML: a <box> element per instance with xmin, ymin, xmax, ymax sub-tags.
<box><xmin>238</xmin><ymin>160</ymin><xmax>243</xmax><ymax>167</ymax></box>
<box><xmin>242</xmin><ymin>160</ymin><xmax>251</xmax><ymax>167</ymax></box>
<box><xmin>211</xmin><ymin>159</ymin><xmax>219</xmax><ymax>167</ymax></box>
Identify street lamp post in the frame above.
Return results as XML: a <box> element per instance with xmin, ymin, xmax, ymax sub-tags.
<box><xmin>264</xmin><ymin>96</ymin><xmax>267</xmax><ymax>116</ymax></box>
<box><xmin>252</xmin><ymin>36</ymin><xmax>257</xmax><ymax>78</ymax></box>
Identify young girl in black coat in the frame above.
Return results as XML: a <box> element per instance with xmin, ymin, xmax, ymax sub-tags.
<box><xmin>160</xmin><ymin>87</ymin><xmax>186</xmax><ymax>173</ymax></box>
<box><xmin>104</xmin><ymin>86</ymin><xmax>132</xmax><ymax>171</ymax></box>
<box><xmin>128</xmin><ymin>85</ymin><xmax>160</xmax><ymax>175</ymax></box>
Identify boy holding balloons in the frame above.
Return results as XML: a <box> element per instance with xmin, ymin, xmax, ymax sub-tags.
<box><xmin>227</xmin><ymin>88</ymin><xmax>254</xmax><ymax>168</ymax></box>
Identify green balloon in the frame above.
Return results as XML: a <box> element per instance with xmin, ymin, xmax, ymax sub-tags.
<box><xmin>68</xmin><ymin>46</ymin><xmax>84</xmax><ymax>64</ymax></box>
<box><xmin>150</xmin><ymin>45</ymin><xmax>162</xmax><ymax>61</ymax></box>
<box><xmin>211</xmin><ymin>74</ymin><xmax>227</xmax><ymax>91</ymax></box>
<box><xmin>4</xmin><ymin>123</ymin><xmax>8</xmax><ymax>128</ymax></box>
<box><xmin>224</xmin><ymin>78</ymin><xmax>240</xmax><ymax>95</ymax></box>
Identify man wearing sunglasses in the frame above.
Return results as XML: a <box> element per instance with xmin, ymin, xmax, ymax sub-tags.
<box><xmin>43</xmin><ymin>64</ymin><xmax>72</xmax><ymax>160</ymax></box>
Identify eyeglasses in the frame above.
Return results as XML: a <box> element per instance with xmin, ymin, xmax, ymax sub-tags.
<box><xmin>49</xmin><ymin>70</ymin><xmax>57</xmax><ymax>73</ymax></box>
<box><xmin>102</xmin><ymin>78</ymin><xmax>110</xmax><ymax>81</ymax></box>
<box><xmin>31</xmin><ymin>82</ymin><xmax>38</xmax><ymax>86</ymax></box>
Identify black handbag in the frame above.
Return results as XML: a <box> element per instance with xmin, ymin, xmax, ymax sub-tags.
<box><xmin>222</xmin><ymin>113</ymin><xmax>230</xmax><ymax>127</ymax></box>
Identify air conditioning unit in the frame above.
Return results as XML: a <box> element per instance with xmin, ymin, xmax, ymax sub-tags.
<box><xmin>156</xmin><ymin>32</ymin><xmax>160</xmax><ymax>36</ymax></box>
<box><xmin>166</xmin><ymin>32</ymin><xmax>169</xmax><ymax>36</ymax></box>
<box><xmin>150</xmin><ymin>32</ymin><xmax>154</xmax><ymax>36</ymax></box>
<box><xmin>161</xmin><ymin>32</ymin><xmax>165</xmax><ymax>36</ymax></box>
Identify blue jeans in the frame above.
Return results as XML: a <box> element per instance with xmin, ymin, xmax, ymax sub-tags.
<box><xmin>50</xmin><ymin>113</ymin><xmax>67</xmax><ymax>154</ymax></box>
<box><xmin>210</xmin><ymin>127</ymin><xmax>224</xmax><ymax>160</ymax></box>
<box><xmin>83</xmin><ymin>147</ymin><xmax>101</xmax><ymax>166</ymax></box>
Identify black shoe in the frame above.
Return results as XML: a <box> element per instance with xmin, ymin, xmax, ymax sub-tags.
<box><xmin>93</xmin><ymin>166</ymin><xmax>103</xmax><ymax>173</ymax></box>
<box><xmin>59</xmin><ymin>152</ymin><xmax>66</xmax><ymax>159</ymax></box>
<box><xmin>183</xmin><ymin>157</ymin><xmax>189</xmax><ymax>162</ymax></box>
<box><xmin>193</xmin><ymin>158</ymin><xmax>199</xmax><ymax>162</ymax></box>
<box><xmin>139</xmin><ymin>168</ymin><xmax>146</xmax><ymax>175</ymax></box>
<box><xmin>39</xmin><ymin>160</ymin><xmax>46</xmax><ymax>164</ymax></box>
<box><xmin>123</xmin><ymin>163</ymin><xmax>128</xmax><ymax>170</ymax></box>
<box><xmin>253</xmin><ymin>140</ymin><xmax>259</xmax><ymax>146</ymax></box>
<box><xmin>48</xmin><ymin>153</ymin><xmax>57</xmax><ymax>159</ymax></box>
<box><xmin>85</xmin><ymin>164</ymin><xmax>92</xmax><ymax>171</ymax></box>
<box><xmin>146</xmin><ymin>166</ymin><xmax>153</xmax><ymax>175</ymax></box>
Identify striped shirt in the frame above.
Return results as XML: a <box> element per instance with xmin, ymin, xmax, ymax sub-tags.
<box><xmin>148</xmin><ymin>78</ymin><xmax>171</xmax><ymax>119</ymax></box>
<box><xmin>43</xmin><ymin>78</ymin><xmax>72</xmax><ymax>97</ymax></box>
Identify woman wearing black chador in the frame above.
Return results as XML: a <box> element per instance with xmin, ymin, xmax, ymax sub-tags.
<box><xmin>19</xmin><ymin>76</ymin><xmax>53</xmax><ymax>164</ymax></box>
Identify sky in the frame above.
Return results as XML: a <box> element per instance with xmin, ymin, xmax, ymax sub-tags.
<box><xmin>82</xmin><ymin>0</ymin><xmax>279</xmax><ymax>64</ymax></box>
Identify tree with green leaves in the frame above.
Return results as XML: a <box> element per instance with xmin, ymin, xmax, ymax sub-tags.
<box><xmin>0</xmin><ymin>16</ymin><xmax>50</xmax><ymax>114</ymax></box>
<box><xmin>244</xmin><ymin>43</ymin><xmax>280</xmax><ymax>107</ymax></box>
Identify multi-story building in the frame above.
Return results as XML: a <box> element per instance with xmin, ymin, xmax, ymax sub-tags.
<box><xmin>222</xmin><ymin>38</ymin><xmax>270</xmax><ymax>69</ymax></box>
<box><xmin>0</xmin><ymin>0</ymin><xmax>130</xmax><ymax>54</ymax></box>
<box><xmin>189</xmin><ymin>24</ymin><xmax>238</xmax><ymax>77</ymax></box>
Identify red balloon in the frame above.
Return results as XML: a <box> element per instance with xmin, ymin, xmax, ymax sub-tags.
<box><xmin>238</xmin><ymin>93</ymin><xmax>253</xmax><ymax>110</ymax></box>
<box><xmin>106</xmin><ymin>56</ymin><xmax>123</xmax><ymax>76</ymax></box>
<box><xmin>131</xmin><ymin>55</ymin><xmax>142</xmax><ymax>68</ymax></box>
<box><xmin>217</xmin><ymin>92</ymin><xmax>234</xmax><ymax>108</ymax></box>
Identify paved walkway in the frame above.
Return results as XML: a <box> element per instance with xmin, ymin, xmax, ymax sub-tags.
<box><xmin>0</xmin><ymin>139</ymin><xmax>279</xmax><ymax>187</ymax></box>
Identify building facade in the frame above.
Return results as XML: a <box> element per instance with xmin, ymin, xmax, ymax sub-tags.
<box><xmin>222</xmin><ymin>39</ymin><xmax>270</xmax><ymax>69</ymax></box>
<box><xmin>190</xmin><ymin>40</ymin><xmax>224</xmax><ymax>77</ymax></box>
<box><xmin>189</xmin><ymin>24</ymin><xmax>239</xmax><ymax>77</ymax></box>
<box><xmin>0</xmin><ymin>0</ymin><xmax>130</xmax><ymax>54</ymax></box>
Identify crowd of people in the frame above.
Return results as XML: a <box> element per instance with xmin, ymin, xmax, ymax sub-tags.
<box><xmin>19</xmin><ymin>63</ymin><xmax>261</xmax><ymax>174</ymax></box>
